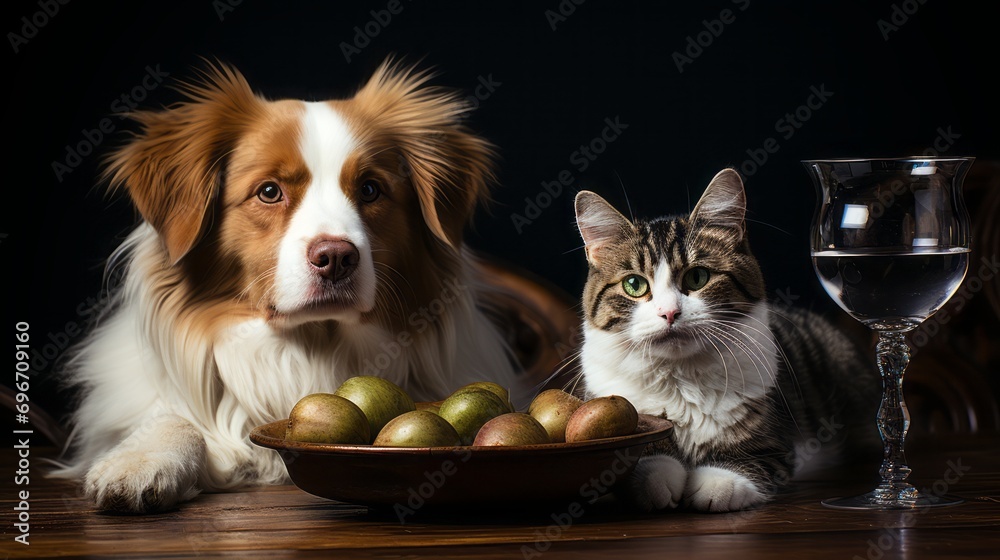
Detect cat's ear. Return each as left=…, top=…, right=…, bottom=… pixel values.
left=690, top=168, right=746, bottom=238
left=575, top=190, right=632, bottom=266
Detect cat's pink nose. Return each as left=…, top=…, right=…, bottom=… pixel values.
left=659, top=309, right=681, bottom=325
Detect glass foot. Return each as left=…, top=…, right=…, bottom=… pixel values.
left=823, top=483, right=964, bottom=510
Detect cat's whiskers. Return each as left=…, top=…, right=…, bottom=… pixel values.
left=701, top=324, right=756, bottom=395
left=570, top=175, right=876, bottom=509
left=702, top=320, right=779, bottom=390
left=713, top=318, right=791, bottom=383
left=695, top=306, right=767, bottom=345
left=708, top=308, right=805, bottom=403
left=707, top=319, right=780, bottom=372
left=702, top=320, right=802, bottom=434
left=531, top=348, right=586, bottom=398
left=699, top=306, right=782, bottom=350
left=698, top=329, right=734, bottom=400
left=558, top=366, right=586, bottom=398
left=698, top=303, right=799, bottom=382
left=639, top=338, right=656, bottom=369
left=620, top=334, right=657, bottom=387
left=614, top=329, right=652, bottom=356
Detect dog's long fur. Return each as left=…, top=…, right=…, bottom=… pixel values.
left=53, top=61, right=520, bottom=513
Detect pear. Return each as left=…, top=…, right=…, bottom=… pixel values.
left=451, top=381, right=515, bottom=412
left=285, top=393, right=370, bottom=444
left=334, top=376, right=415, bottom=439
left=528, top=389, right=584, bottom=443
left=415, top=401, right=441, bottom=415
left=373, top=410, right=461, bottom=447
left=473, top=413, right=550, bottom=446
left=437, top=389, right=510, bottom=445
left=564, top=395, right=639, bottom=443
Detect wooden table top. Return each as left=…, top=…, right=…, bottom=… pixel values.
left=4, top=436, right=999, bottom=559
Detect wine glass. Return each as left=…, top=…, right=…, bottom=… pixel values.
left=803, top=157, right=974, bottom=510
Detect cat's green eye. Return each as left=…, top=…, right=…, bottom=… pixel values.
left=622, top=274, right=650, bottom=298
left=683, top=267, right=711, bottom=291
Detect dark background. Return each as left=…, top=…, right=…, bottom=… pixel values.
left=5, top=1, right=998, bottom=427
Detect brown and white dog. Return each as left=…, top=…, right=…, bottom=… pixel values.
left=54, top=61, right=521, bottom=513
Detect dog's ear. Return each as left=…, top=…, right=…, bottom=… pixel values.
left=406, top=125, right=495, bottom=248
left=353, top=62, right=496, bottom=248
left=103, top=63, right=262, bottom=264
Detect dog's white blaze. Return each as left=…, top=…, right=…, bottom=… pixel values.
left=51, top=69, right=527, bottom=513
left=272, top=102, right=376, bottom=320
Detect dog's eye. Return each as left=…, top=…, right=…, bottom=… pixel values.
left=256, top=182, right=283, bottom=204
left=359, top=180, right=381, bottom=203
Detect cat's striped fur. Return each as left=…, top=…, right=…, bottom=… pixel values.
left=574, top=169, right=876, bottom=512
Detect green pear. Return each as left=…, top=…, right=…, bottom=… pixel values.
left=450, top=381, right=515, bottom=412
left=415, top=401, right=441, bottom=415
left=334, top=376, right=415, bottom=440
left=373, top=410, right=461, bottom=447
left=285, top=393, right=370, bottom=444
left=437, top=389, right=510, bottom=445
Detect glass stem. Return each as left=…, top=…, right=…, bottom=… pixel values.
left=875, top=331, right=913, bottom=492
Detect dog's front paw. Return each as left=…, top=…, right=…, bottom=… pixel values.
left=683, top=466, right=765, bottom=512
left=85, top=447, right=203, bottom=514
left=624, top=455, right=688, bottom=511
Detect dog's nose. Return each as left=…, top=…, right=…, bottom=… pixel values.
left=307, top=238, right=359, bottom=282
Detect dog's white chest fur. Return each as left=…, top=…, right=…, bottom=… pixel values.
left=55, top=60, right=522, bottom=514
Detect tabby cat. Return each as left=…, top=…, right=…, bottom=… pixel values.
left=574, top=168, right=876, bottom=512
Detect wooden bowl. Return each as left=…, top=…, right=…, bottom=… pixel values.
left=250, top=415, right=672, bottom=510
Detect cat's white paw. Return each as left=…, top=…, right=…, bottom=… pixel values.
left=625, top=455, right=688, bottom=511
left=684, top=466, right=765, bottom=512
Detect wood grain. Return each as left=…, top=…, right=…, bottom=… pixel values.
left=4, top=436, right=999, bottom=559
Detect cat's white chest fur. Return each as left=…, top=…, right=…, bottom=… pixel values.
left=580, top=303, right=778, bottom=454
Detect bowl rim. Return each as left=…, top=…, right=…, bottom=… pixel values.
left=250, top=415, right=673, bottom=457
